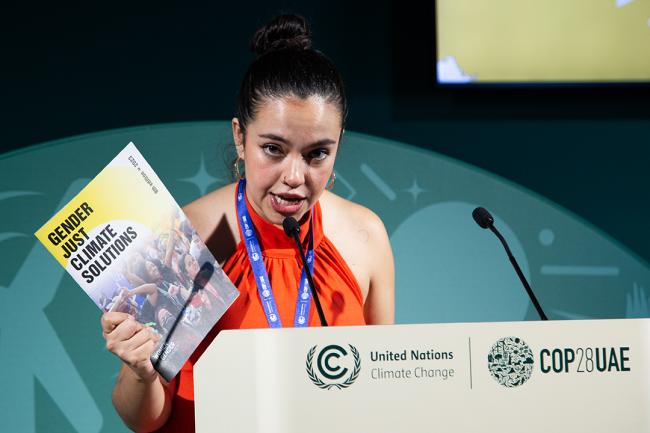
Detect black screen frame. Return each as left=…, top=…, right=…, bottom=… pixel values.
left=390, top=1, right=650, bottom=120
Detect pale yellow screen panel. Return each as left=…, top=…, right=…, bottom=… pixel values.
left=436, top=0, right=650, bottom=83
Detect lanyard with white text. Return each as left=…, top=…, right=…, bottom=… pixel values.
left=237, top=179, right=315, bottom=328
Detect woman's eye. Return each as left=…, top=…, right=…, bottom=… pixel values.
left=308, top=148, right=329, bottom=161
left=262, top=144, right=282, bottom=156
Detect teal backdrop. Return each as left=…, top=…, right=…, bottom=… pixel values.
left=1, top=123, right=648, bottom=432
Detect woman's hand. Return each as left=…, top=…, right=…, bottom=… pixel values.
left=101, top=312, right=161, bottom=383
left=167, top=284, right=179, bottom=297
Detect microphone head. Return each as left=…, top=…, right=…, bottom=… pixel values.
left=192, top=262, right=215, bottom=293
left=282, top=217, right=300, bottom=238
left=472, top=206, right=494, bottom=229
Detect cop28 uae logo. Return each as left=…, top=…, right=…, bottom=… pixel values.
left=306, top=344, right=361, bottom=390
left=487, top=337, right=534, bottom=387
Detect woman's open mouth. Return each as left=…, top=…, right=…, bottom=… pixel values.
left=270, top=193, right=306, bottom=215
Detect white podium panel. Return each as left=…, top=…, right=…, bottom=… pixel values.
left=194, top=319, right=650, bottom=433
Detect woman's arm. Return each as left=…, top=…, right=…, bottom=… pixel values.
left=112, top=364, right=175, bottom=432
left=125, top=257, right=147, bottom=287
left=129, top=282, right=159, bottom=306
left=363, top=212, right=395, bottom=325
left=163, top=228, right=176, bottom=269
left=102, top=312, right=174, bottom=432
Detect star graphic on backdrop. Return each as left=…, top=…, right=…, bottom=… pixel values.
left=178, top=154, right=223, bottom=196
left=403, top=178, right=426, bottom=203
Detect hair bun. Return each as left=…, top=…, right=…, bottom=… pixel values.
left=250, top=14, right=312, bottom=56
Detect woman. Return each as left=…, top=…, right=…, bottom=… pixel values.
left=132, top=258, right=189, bottom=332
left=101, top=14, right=394, bottom=432
left=178, top=252, right=226, bottom=311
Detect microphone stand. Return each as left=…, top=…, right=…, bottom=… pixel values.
left=488, top=225, right=548, bottom=321
left=472, top=206, right=548, bottom=321
left=284, top=218, right=328, bottom=326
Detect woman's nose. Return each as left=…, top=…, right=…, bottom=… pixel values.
left=282, top=155, right=306, bottom=187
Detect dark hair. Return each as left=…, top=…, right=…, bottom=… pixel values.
left=236, top=14, right=348, bottom=136
left=135, top=258, right=165, bottom=283
left=178, top=253, right=196, bottom=278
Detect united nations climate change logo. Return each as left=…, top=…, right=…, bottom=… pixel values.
left=306, top=344, right=361, bottom=390
left=487, top=337, right=534, bottom=387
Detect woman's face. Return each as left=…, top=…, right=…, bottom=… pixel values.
left=145, top=260, right=161, bottom=281
left=233, top=95, right=342, bottom=226
left=184, top=254, right=199, bottom=278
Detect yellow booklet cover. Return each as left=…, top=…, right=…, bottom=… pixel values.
left=35, top=142, right=239, bottom=380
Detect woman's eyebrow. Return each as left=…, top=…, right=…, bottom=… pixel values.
left=258, top=133, right=288, bottom=143
left=258, top=133, right=336, bottom=147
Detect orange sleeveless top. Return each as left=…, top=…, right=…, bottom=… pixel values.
left=156, top=191, right=365, bottom=432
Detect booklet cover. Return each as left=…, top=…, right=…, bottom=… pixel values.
left=35, top=142, right=239, bottom=381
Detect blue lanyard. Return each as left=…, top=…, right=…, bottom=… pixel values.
left=236, top=179, right=315, bottom=328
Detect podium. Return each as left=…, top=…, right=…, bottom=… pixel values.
left=194, top=319, right=650, bottom=432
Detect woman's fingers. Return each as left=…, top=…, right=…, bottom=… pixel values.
left=119, top=327, right=161, bottom=358
left=100, top=311, right=133, bottom=334
left=120, top=328, right=161, bottom=377
left=100, top=311, right=162, bottom=382
left=104, top=316, right=143, bottom=348
left=127, top=339, right=160, bottom=382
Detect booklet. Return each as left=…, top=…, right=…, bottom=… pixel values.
left=35, top=142, right=239, bottom=381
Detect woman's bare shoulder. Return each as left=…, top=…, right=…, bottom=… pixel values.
left=320, top=191, right=390, bottom=286
left=319, top=190, right=386, bottom=240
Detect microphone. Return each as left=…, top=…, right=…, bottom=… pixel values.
left=471, top=206, right=493, bottom=229
left=153, top=262, right=214, bottom=374
left=472, top=207, right=548, bottom=321
left=283, top=217, right=328, bottom=327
